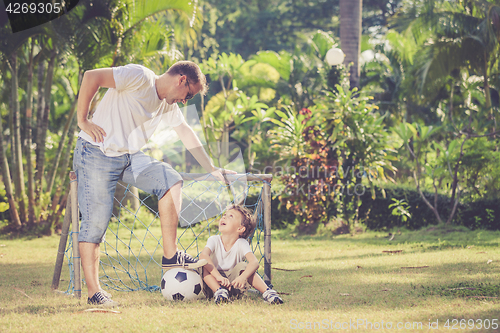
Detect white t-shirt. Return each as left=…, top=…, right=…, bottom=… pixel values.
left=79, top=64, right=185, bottom=156
left=205, top=235, right=252, bottom=271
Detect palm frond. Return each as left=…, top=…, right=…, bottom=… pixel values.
left=122, top=0, right=197, bottom=32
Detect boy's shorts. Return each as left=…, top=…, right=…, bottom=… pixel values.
left=73, top=137, right=183, bottom=243
left=199, top=261, right=251, bottom=299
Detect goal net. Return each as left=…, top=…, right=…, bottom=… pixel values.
left=55, top=172, right=272, bottom=295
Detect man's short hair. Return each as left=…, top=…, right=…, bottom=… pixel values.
left=167, top=61, right=208, bottom=95
left=226, top=204, right=256, bottom=240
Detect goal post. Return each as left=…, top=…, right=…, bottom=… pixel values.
left=53, top=172, right=273, bottom=297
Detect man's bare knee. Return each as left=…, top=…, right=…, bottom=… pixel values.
left=161, top=181, right=182, bottom=201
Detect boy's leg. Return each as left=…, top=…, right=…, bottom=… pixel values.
left=225, top=262, right=251, bottom=298
left=201, top=266, right=221, bottom=296
left=246, top=271, right=283, bottom=304
left=201, top=267, right=229, bottom=304
left=247, top=271, right=270, bottom=294
left=226, top=262, right=283, bottom=303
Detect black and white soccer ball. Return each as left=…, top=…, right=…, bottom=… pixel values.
left=160, top=268, right=203, bottom=301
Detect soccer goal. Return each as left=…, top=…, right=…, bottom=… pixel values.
left=51, top=171, right=273, bottom=297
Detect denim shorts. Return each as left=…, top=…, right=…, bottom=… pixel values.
left=73, top=137, right=183, bottom=243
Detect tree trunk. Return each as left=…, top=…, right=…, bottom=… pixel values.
left=48, top=72, right=81, bottom=228
left=26, top=38, right=36, bottom=225
left=48, top=108, right=78, bottom=221
left=9, top=52, right=27, bottom=223
left=483, top=51, right=491, bottom=110
left=340, top=0, right=362, bottom=90
left=0, top=107, right=22, bottom=229
left=35, top=57, right=46, bottom=200
left=35, top=50, right=57, bottom=206
left=46, top=98, right=77, bottom=195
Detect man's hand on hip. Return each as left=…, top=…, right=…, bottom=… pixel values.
left=79, top=119, right=107, bottom=143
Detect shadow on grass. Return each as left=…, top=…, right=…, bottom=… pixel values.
left=0, top=262, right=83, bottom=315
left=270, top=257, right=500, bottom=312
left=274, top=226, right=500, bottom=250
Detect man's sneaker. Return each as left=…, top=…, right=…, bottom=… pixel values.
left=213, top=288, right=229, bottom=304
left=87, top=291, right=119, bottom=308
left=100, top=288, right=112, bottom=299
left=162, top=251, right=207, bottom=270
left=262, top=288, right=283, bottom=304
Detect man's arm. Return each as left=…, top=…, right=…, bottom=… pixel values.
left=173, top=121, right=215, bottom=172
left=77, top=68, right=116, bottom=143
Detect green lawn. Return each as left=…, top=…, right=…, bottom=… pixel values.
left=1, top=225, right=500, bottom=332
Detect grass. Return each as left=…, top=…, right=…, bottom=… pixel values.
left=1, top=226, right=500, bottom=332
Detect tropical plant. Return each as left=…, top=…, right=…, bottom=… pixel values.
left=318, top=85, right=396, bottom=224
left=229, top=93, right=276, bottom=171
left=393, top=121, right=465, bottom=224
left=271, top=107, right=339, bottom=234
left=201, top=52, right=283, bottom=168
left=391, top=0, right=500, bottom=109
left=253, top=31, right=337, bottom=111
left=388, top=198, right=411, bottom=225
left=194, top=0, right=339, bottom=60
left=0, top=0, right=198, bottom=233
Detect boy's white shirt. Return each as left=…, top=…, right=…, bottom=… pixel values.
left=79, top=64, right=184, bottom=156
left=205, top=235, right=252, bottom=271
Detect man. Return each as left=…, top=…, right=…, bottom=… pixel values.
left=74, top=61, right=232, bottom=307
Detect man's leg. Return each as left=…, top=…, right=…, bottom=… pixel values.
left=73, top=137, right=124, bottom=303
left=79, top=242, right=100, bottom=297
left=158, top=181, right=182, bottom=259
left=123, top=153, right=206, bottom=269
left=157, top=181, right=207, bottom=269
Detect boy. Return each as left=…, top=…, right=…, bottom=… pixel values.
left=199, top=205, right=283, bottom=304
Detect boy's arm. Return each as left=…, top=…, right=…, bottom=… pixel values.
left=173, top=121, right=236, bottom=179
left=199, top=247, right=231, bottom=288
left=231, top=252, right=259, bottom=289
left=77, top=68, right=115, bottom=143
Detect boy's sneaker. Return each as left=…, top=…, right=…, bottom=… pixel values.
left=262, top=288, right=283, bottom=304
left=213, top=288, right=229, bottom=305
left=87, top=291, right=119, bottom=308
left=162, top=251, right=207, bottom=270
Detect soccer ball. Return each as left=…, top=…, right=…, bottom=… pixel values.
left=160, top=268, right=203, bottom=301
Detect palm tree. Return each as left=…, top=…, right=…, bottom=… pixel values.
left=0, top=0, right=198, bottom=231
left=392, top=0, right=500, bottom=109
left=340, top=0, right=362, bottom=89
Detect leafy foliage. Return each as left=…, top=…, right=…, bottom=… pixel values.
left=388, top=198, right=411, bottom=223
left=195, top=0, right=339, bottom=60
left=272, top=108, right=339, bottom=234
left=317, top=85, right=396, bottom=224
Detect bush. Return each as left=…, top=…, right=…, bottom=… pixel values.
left=359, top=184, right=453, bottom=231
left=360, top=184, right=500, bottom=231
left=457, top=199, right=500, bottom=230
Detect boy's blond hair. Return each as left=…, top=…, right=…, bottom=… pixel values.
left=226, top=204, right=255, bottom=239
